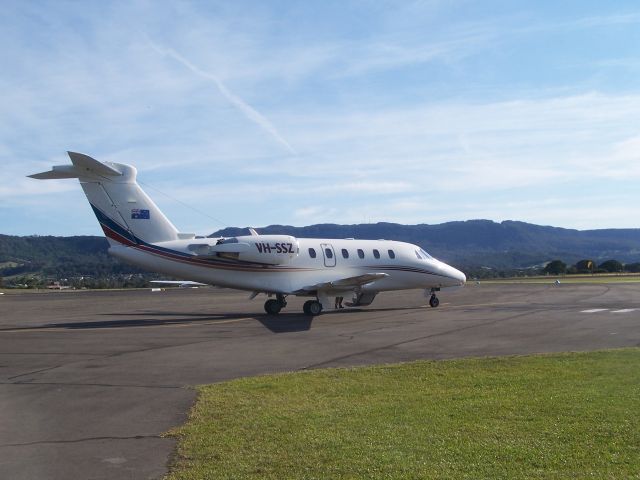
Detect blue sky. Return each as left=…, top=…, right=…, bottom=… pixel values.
left=2, top=1, right=640, bottom=236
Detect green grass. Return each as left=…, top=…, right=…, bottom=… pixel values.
left=166, top=349, right=640, bottom=479
left=480, top=274, right=640, bottom=284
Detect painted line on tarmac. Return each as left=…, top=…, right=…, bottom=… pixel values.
left=580, top=308, right=639, bottom=314
left=444, top=301, right=526, bottom=309
left=204, top=318, right=254, bottom=325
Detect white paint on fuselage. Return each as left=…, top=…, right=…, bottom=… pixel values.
left=110, top=237, right=466, bottom=295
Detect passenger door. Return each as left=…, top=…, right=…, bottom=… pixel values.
left=320, top=243, right=336, bottom=267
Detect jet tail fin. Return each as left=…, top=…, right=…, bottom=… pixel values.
left=29, top=152, right=179, bottom=245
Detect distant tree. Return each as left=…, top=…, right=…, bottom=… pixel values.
left=599, top=259, right=624, bottom=273
left=625, top=262, right=640, bottom=273
left=544, top=260, right=566, bottom=275
left=575, top=259, right=596, bottom=274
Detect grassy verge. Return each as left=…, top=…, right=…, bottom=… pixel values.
left=166, top=349, right=640, bottom=479
left=479, top=274, right=640, bottom=284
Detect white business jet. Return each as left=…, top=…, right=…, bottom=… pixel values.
left=30, top=152, right=466, bottom=315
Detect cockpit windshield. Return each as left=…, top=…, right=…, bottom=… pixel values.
left=415, top=248, right=433, bottom=260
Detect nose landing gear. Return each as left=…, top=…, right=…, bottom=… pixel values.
left=429, top=294, right=440, bottom=308
left=427, top=287, right=440, bottom=308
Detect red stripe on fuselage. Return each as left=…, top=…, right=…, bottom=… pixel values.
left=102, top=224, right=137, bottom=247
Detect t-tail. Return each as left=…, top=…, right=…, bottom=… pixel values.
left=29, top=152, right=179, bottom=246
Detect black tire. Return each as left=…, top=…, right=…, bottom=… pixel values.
left=303, top=300, right=313, bottom=315
left=429, top=295, right=440, bottom=308
left=264, top=299, right=282, bottom=315
left=308, top=301, right=322, bottom=316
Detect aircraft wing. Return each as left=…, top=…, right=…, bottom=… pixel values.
left=150, top=280, right=208, bottom=287
left=295, top=273, right=388, bottom=293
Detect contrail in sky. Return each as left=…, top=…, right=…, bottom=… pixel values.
left=149, top=41, right=296, bottom=154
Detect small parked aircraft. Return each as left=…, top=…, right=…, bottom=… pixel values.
left=30, top=152, right=466, bottom=315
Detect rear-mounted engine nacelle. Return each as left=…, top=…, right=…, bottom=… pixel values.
left=237, top=235, right=299, bottom=265
left=204, top=235, right=299, bottom=265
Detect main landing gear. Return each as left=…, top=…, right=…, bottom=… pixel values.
left=263, top=294, right=325, bottom=316
left=302, top=300, right=322, bottom=316
left=264, top=293, right=287, bottom=315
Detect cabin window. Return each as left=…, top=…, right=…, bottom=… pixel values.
left=342, top=248, right=349, bottom=259
left=373, top=249, right=380, bottom=259
left=309, top=248, right=317, bottom=258
left=325, top=248, right=333, bottom=259
left=415, top=250, right=422, bottom=259
left=357, top=249, right=365, bottom=259
left=388, top=249, right=395, bottom=259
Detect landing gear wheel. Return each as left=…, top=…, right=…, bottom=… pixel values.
left=264, top=299, right=282, bottom=315
left=429, top=295, right=440, bottom=308
left=303, top=300, right=312, bottom=315
left=303, top=300, right=322, bottom=316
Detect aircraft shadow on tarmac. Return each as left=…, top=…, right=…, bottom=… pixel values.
left=35, top=311, right=315, bottom=334
left=8, top=305, right=428, bottom=335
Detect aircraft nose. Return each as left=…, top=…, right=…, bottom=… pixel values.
left=444, top=265, right=466, bottom=286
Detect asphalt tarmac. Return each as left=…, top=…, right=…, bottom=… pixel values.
left=1, top=283, right=639, bottom=479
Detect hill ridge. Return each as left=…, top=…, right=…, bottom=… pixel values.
left=1, top=220, right=639, bottom=280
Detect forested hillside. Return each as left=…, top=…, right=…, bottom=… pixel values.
left=2, top=220, right=640, bottom=286
left=214, top=220, right=640, bottom=271
left=0, top=235, right=146, bottom=286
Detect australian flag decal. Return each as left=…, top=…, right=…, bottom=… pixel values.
left=131, top=209, right=150, bottom=220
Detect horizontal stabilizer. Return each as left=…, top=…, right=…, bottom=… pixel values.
left=296, top=272, right=388, bottom=293
left=28, top=165, right=79, bottom=179
left=67, top=151, right=122, bottom=177
left=28, top=152, right=122, bottom=180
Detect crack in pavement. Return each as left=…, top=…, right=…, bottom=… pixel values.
left=0, top=352, right=98, bottom=356
left=7, top=364, right=64, bottom=380
left=302, top=310, right=544, bottom=369
left=1, top=381, right=185, bottom=389
left=1, top=435, right=162, bottom=448
left=4, top=335, right=244, bottom=381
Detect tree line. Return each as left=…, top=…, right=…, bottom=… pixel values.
left=543, top=259, right=640, bottom=275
